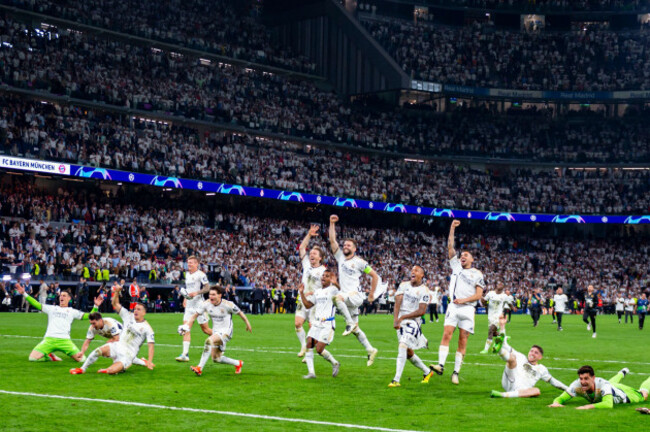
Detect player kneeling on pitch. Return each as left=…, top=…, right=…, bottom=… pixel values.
left=389, top=265, right=434, bottom=387
left=489, top=316, right=568, bottom=398
left=188, top=285, right=252, bottom=376
left=70, top=285, right=155, bottom=374
left=298, top=269, right=341, bottom=379
left=549, top=365, right=650, bottom=409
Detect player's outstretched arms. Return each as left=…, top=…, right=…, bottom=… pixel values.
left=587, top=395, right=613, bottom=409
left=238, top=311, right=252, bottom=333
left=111, top=286, right=122, bottom=313
left=448, top=220, right=460, bottom=259
left=329, top=215, right=340, bottom=253
left=549, top=391, right=572, bottom=407
left=367, top=269, right=379, bottom=302
left=17, top=285, right=43, bottom=311
left=80, top=296, right=102, bottom=320
left=299, top=225, right=319, bottom=258
left=546, top=376, right=570, bottom=392
left=146, top=343, right=155, bottom=369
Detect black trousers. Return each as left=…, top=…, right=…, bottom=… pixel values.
left=531, top=307, right=541, bottom=325
left=428, top=304, right=439, bottom=321
left=582, top=309, right=597, bottom=333
left=639, top=312, right=646, bottom=330
left=506, top=309, right=512, bottom=322
left=617, top=311, right=624, bottom=320
left=556, top=312, right=563, bottom=328
left=625, top=310, right=634, bottom=323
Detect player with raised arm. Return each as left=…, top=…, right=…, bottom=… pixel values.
left=328, top=214, right=379, bottom=366
left=388, top=266, right=434, bottom=387
left=553, top=288, right=568, bottom=331
left=299, top=269, right=341, bottom=379
left=176, top=255, right=213, bottom=362
left=189, top=285, right=252, bottom=376
left=70, top=285, right=155, bottom=374
left=295, top=224, right=327, bottom=358
left=489, top=315, right=568, bottom=398
left=17, top=284, right=101, bottom=362
left=549, top=365, right=650, bottom=409
left=430, top=220, right=485, bottom=385
left=480, top=281, right=509, bottom=354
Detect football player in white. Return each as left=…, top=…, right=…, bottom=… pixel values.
left=388, top=265, right=434, bottom=387
left=176, top=255, right=213, bottom=362
left=70, top=286, right=155, bottom=374
left=490, top=315, right=568, bottom=398
left=430, top=220, right=485, bottom=385
left=189, top=285, right=252, bottom=376
left=299, top=269, right=341, bottom=379
left=552, top=287, right=569, bottom=331
left=295, top=224, right=327, bottom=358
left=328, top=215, right=379, bottom=366
left=481, top=281, right=509, bottom=354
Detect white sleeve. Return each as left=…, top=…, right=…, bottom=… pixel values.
left=229, top=302, right=241, bottom=315
left=85, top=325, right=95, bottom=340
left=357, top=258, right=371, bottom=273
left=306, top=294, right=315, bottom=303
left=395, top=283, right=406, bottom=296
left=73, top=308, right=85, bottom=320
left=200, top=272, right=209, bottom=286
left=110, top=320, right=122, bottom=336
left=474, top=271, right=486, bottom=289
left=119, top=307, right=131, bottom=322
left=419, top=288, right=430, bottom=304
left=334, top=248, right=344, bottom=263
left=41, top=304, right=53, bottom=315
left=485, top=292, right=493, bottom=302
left=539, top=366, right=552, bottom=382
left=600, top=381, right=614, bottom=397
left=301, top=255, right=310, bottom=271
left=567, top=380, right=580, bottom=397
left=449, top=256, right=462, bottom=273
left=145, top=326, right=155, bottom=344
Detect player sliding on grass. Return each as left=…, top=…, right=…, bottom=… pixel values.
left=189, top=285, right=252, bottom=376
left=295, top=224, right=327, bottom=358
left=70, top=285, right=155, bottom=374
left=17, top=284, right=101, bottom=362
left=388, top=265, right=434, bottom=387
left=549, top=365, right=650, bottom=409
left=329, top=214, right=379, bottom=366
left=489, top=315, right=568, bottom=398
left=430, top=220, right=485, bottom=385
left=299, top=269, right=341, bottom=379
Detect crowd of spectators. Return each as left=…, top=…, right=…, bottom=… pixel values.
left=362, top=16, right=650, bottom=91
left=6, top=0, right=317, bottom=73
left=407, top=0, right=650, bottom=12
left=2, top=96, right=649, bottom=214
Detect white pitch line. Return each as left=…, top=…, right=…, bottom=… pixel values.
left=1, top=334, right=647, bottom=376
left=0, top=390, right=424, bottom=432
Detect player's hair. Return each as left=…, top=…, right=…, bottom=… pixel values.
left=210, top=285, right=225, bottom=295
left=187, top=255, right=200, bottom=262
left=577, top=365, right=595, bottom=376
left=88, top=312, right=102, bottom=321
left=413, top=265, right=425, bottom=277
left=311, top=245, right=325, bottom=260
left=134, top=302, right=147, bottom=311
left=343, top=238, right=357, bottom=248
left=531, top=345, right=544, bottom=355
left=61, top=289, right=72, bottom=297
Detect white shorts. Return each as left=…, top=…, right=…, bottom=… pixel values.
left=210, top=332, right=232, bottom=353
left=501, top=352, right=531, bottom=391
left=340, top=291, right=364, bottom=309
left=184, top=307, right=209, bottom=325
left=108, top=343, right=135, bottom=370
left=444, top=304, right=475, bottom=334
left=396, top=319, right=428, bottom=350
left=307, top=323, right=335, bottom=345
left=295, top=301, right=313, bottom=322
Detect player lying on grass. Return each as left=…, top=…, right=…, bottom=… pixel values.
left=389, top=265, right=434, bottom=387
left=489, top=315, right=568, bottom=398
left=549, top=365, right=650, bottom=409
left=299, top=269, right=341, bottom=379
left=17, top=284, right=101, bottom=362
left=70, top=285, right=155, bottom=374
left=189, top=285, right=252, bottom=376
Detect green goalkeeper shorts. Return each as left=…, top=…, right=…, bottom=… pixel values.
left=33, top=337, right=81, bottom=357
left=615, top=384, right=646, bottom=404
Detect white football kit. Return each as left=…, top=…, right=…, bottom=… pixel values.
left=184, top=270, right=210, bottom=324
left=334, top=249, right=371, bottom=314
left=484, top=291, right=509, bottom=326
left=86, top=317, right=123, bottom=340
left=108, top=308, right=155, bottom=369
left=444, top=256, right=485, bottom=334
left=196, top=299, right=241, bottom=352
left=553, top=294, right=568, bottom=313
left=502, top=350, right=553, bottom=392
left=395, top=282, right=429, bottom=350
left=306, top=285, right=339, bottom=345
left=296, top=255, right=326, bottom=322
left=41, top=304, right=85, bottom=339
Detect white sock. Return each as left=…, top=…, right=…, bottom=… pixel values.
left=305, top=349, right=315, bottom=374
left=182, top=340, right=190, bottom=356
left=218, top=356, right=239, bottom=366
left=503, top=391, right=519, bottom=398
left=393, top=346, right=407, bottom=382
left=199, top=342, right=212, bottom=369
left=354, top=328, right=374, bottom=352
left=409, top=353, right=429, bottom=375
left=484, top=339, right=492, bottom=351
left=132, top=357, right=146, bottom=367
left=81, top=348, right=102, bottom=371
left=335, top=299, right=354, bottom=326
left=320, top=349, right=337, bottom=365
left=296, top=328, right=306, bottom=349
left=454, top=352, right=464, bottom=374
left=499, top=338, right=513, bottom=361
left=438, top=345, right=449, bottom=367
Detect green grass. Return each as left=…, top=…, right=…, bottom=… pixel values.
left=0, top=311, right=647, bottom=431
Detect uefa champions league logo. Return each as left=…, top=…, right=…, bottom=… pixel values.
left=383, top=203, right=407, bottom=213
left=551, top=215, right=586, bottom=224
left=333, top=198, right=358, bottom=208
left=430, top=208, right=454, bottom=218
left=484, top=212, right=516, bottom=222
left=74, top=167, right=112, bottom=180
left=624, top=216, right=650, bottom=224
left=150, top=176, right=183, bottom=188
left=278, top=192, right=305, bottom=202
left=217, top=185, right=246, bottom=196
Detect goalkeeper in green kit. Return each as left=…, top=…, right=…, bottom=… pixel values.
left=549, top=365, right=650, bottom=410
left=17, top=284, right=102, bottom=362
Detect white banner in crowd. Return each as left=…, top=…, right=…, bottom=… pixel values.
left=0, top=156, right=70, bottom=175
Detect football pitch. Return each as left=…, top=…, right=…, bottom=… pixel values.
left=0, top=312, right=647, bottom=431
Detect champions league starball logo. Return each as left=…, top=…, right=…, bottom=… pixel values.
left=551, top=215, right=586, bottom=224
left=624, top=216, right=650, bottom=224
left=217, top=185, right=246, bottom=196
left=333, top=198, right=358, bottom=208
left=430, top=208, right=454, bottom=218
left=383, top=203, right=407, bottom=213
left=278, top=191, right=305, bottom=202
left=484, top=212, right=516, bottom=222
left=150, top=176, right=183, bottom=188
left=74, top=167, right=112, bottom=180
